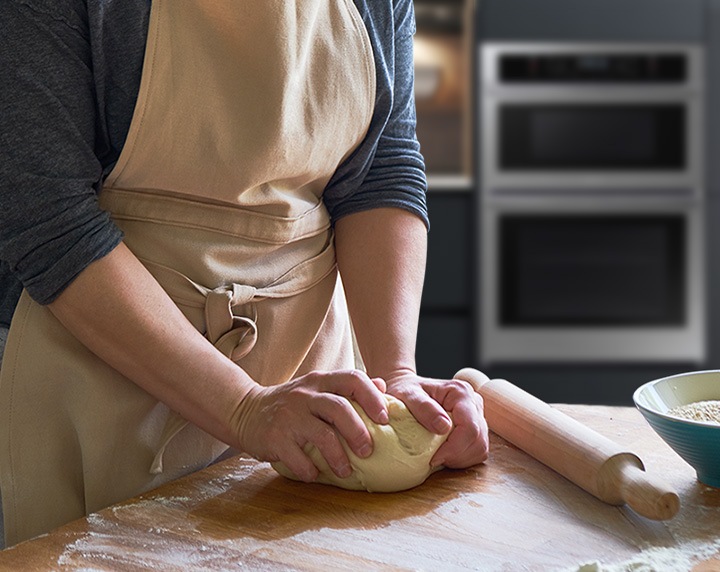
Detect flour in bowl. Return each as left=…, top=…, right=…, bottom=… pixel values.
left=668, top=400, right=720, bottom=424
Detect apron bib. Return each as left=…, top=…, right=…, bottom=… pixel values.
left=0, top=0, right=375, bottom=546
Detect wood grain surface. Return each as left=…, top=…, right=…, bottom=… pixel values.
left=0, top=405, right=719, bottom=571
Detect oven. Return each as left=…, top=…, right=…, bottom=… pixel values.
left=479, top=43, right=706, bottom=364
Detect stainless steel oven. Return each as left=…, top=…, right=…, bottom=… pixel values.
left=479, top=43, right=706, bottom=364
left=481, top=43, right=704, bottom=193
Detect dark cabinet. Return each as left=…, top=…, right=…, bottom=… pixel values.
left=422, top=192, right=473, bottom=309
left=416, top=315, right=473, bottom=378
left=417, top=189, right=475, bottom=378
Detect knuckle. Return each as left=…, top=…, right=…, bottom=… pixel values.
left=475, top=442, right=490, bottom=465
left=389, top=383, right=418, bottom=401
left=451, top=379, right=475, bottom=395
left=305, top=370, right=326, bottom=387
left=346, top=369, right=368, bottom=387
left=480, top=444, right=490, bottom=462
left=317, top=392, right=352, bottom=417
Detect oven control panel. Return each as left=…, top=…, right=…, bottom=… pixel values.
left=500, top=53, right=686, bottom=82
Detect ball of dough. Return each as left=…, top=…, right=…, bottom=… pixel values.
left=272, top=395, right=449, bottom=492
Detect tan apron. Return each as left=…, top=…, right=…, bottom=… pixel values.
left=0, top=0, right=375, bottom=546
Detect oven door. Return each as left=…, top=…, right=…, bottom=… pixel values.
left=482, top=94, right=703, bottom=193
left=480, top=199, right=705, bottom=363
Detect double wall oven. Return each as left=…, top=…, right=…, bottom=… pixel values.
left=479, top=43, right=706, bottom=364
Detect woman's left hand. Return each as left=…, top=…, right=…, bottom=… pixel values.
left=384, top=370, right=490, bottom=470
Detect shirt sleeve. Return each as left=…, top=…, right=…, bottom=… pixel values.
left=323, top=0, right=429, bottom=229
left=0, top=1, right=124, bottom=305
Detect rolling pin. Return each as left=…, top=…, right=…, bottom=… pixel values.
left=455, top=368, right=680, bottom=521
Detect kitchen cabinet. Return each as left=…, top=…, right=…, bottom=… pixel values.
left=416, top=314, right=472, bottom=378
left=421, top=189, right=472, bottom=309
left=417, top=186, right=475, bottom=378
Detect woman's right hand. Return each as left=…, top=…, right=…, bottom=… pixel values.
left=231, top=370, right=388, bottom=482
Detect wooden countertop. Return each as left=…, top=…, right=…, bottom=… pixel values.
left=1, top=405, right=719, bottom=571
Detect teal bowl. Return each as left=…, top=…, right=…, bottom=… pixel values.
left=633, top=370, right=720, bottom=488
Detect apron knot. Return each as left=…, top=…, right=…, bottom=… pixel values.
left=205, top=286, right=259, bottom=364
left=151, top=285, right=259, bottom=476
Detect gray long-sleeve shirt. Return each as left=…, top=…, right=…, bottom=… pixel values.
left=0, top=0, right=427, bottom=328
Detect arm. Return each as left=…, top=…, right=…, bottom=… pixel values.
left=332, top=0, right=488, bottom=469
left=335, top=209, right=488, bottom=469
left=334, top=208, right=425, bottom=386
left=49, top=242, right=388, bottom=481
left=48, top=242, right=255, bottom=447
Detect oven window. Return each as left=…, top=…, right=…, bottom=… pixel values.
left=500, top=216, right=685, bottom=325
left=500, top=105, right=685, bottom=170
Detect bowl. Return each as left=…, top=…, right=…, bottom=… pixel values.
left=633, top=370, right=720, bottom=488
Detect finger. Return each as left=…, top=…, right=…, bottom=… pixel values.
left=431, top=425, right=489, bottom=469
left=371, top=376, right=387, bottom=394
left=301, top=417, right=356, bottom=479
left=325, top=369, right=389, bottom=426
left=431, top=395, right=489, bottom=469
left=279, top=441, right=320, bottom=483
left=421, top=378, right=476, bottom=410
left=390, top=383, right=452, bottom=435
left=310, top=393, right=374, bottom=460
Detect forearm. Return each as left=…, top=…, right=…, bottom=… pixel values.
left=334, top=207, right=427, bottom=380
left=47, top=242, right=257, bottom=448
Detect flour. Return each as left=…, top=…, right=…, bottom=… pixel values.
left=57, top=506, right=244, bottom=571
left=668, top=401, right=720, bottom=424
left=567, top=506, right=720, bottom=572
left=572, top=539, right=720, bottom=571
left=564, top=474, right=720, bottom=572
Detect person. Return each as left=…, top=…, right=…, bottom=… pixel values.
left=0, top=0, right=489, bottom=547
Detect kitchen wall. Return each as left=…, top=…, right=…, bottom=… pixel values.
left=415, top=0, right=720, bottom=404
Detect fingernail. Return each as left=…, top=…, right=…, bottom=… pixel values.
left=378, top=410, right=389, bottom=424
left=358, top=443, right=372, bottom=458
left=339, top=464, right=352, bottom=478
left=431, top=458, right=444, bottom=469
left=433, top=416, right=452, bottom=433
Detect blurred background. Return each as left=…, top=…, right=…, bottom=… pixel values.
left=413, top=0, right=720, bottom=404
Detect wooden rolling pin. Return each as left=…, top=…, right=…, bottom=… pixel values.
left=455, top=368, right=680, bottom=521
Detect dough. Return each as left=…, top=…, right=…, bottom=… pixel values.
left=272, top=395, right=449, bottom=492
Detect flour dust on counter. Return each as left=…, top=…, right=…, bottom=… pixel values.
left=566, top=487, right=720, bottom=572
left=55, top=459, right=269, bottom=571
left=571, top=540, right=720, bottom=572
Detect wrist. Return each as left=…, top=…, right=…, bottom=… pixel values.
left=370, top=366, right=417, bottom=387
left=228, top=382, right=264, bottom=450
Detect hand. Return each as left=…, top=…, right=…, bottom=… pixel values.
left=231, top=370, right=388, bottom=482
left=384, top=369, right=489, bottom=470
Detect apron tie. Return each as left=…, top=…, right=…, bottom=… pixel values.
left=139, top=254, right=336, bottom=475
left=205, top=285, right=259, bottom=364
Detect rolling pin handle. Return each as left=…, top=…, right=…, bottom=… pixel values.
left=454, top=368, right=491, bottom=393
left=612, top=456, right=680, bottom=521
